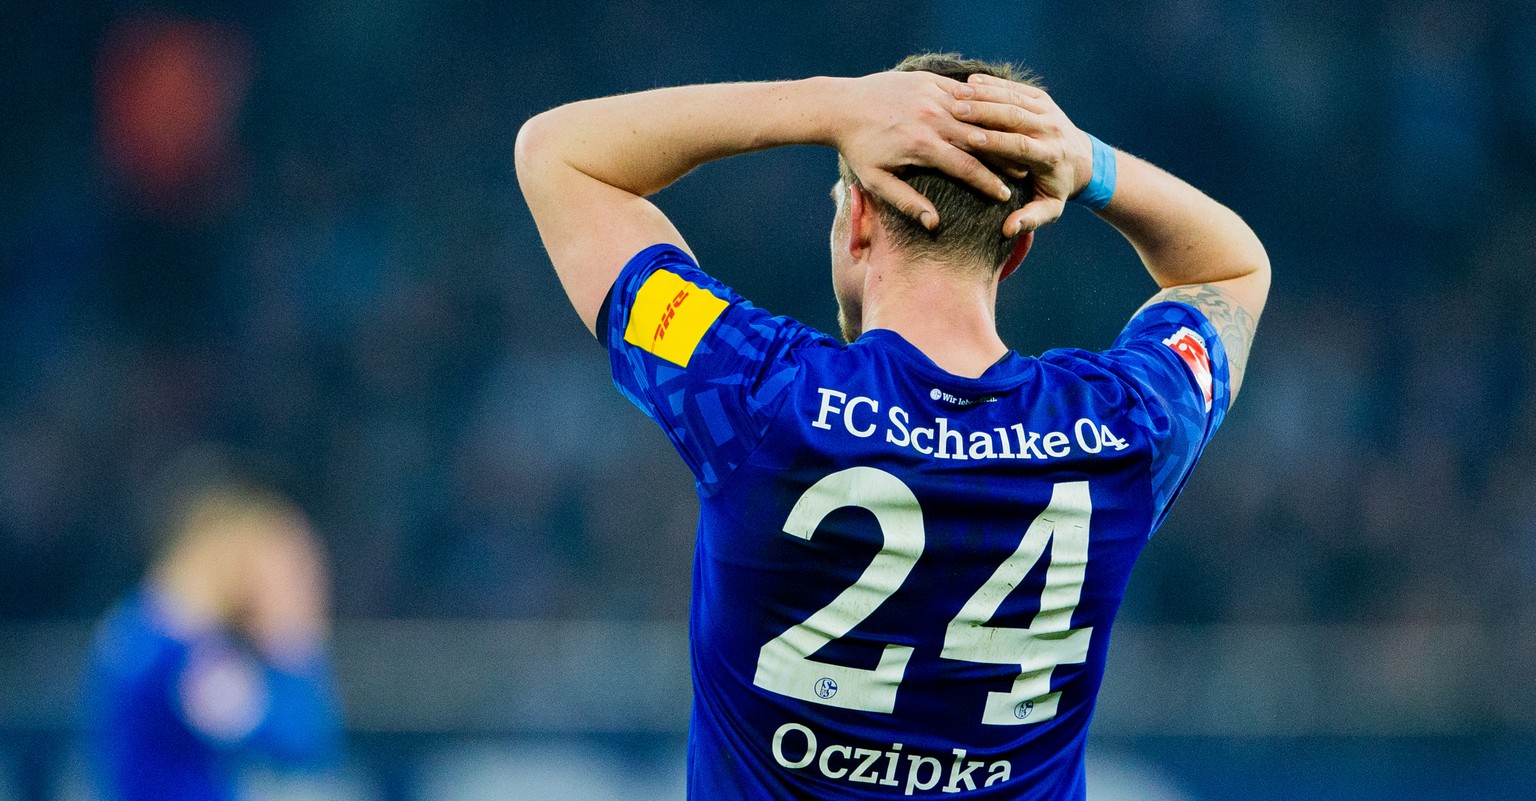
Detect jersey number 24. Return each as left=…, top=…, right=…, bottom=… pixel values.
left=753, top=467, right=1092, bottom=726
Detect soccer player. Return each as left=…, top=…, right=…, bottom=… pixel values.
left=82, top=459, right=341, bottom=801
left=516, top=53, right=1268, bottom=799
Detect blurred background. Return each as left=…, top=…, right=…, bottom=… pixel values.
left=3, top=0, right=1536, bottom=799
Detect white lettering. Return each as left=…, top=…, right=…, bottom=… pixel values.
left=1014, top=425, right=1046, bottom=459
left=994, top=427, right=1014, bottom=458
left=818, top=744, right=850, bottom=779
left=880, top=743, right=902, bottom=787
left=904, top=755, right=943, bottom=796
left=1074, top=417, right=1102, bottom=454
left=943, top=749, right=982, bottom=793
left=849, top=748, right=882, bottom=784
left=846, top=396, right=879, bottom=438
left=810, top=387, right=1122, bottom=466
left=935, top=418, right=966, bottom=460
left=886, top=406, right=912, bottom=447
left=772, top=722, right=816, bottom=769
left=770, top=723, right=1012, bottom=795
left=813, top=388, right=847, bottom=431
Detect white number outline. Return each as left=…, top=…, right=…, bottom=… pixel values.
left=752, top=468, right=1093, bottom=724
left=940, top=481, right=1093, bottom=725
left=752, top=467, right=924, bottom=713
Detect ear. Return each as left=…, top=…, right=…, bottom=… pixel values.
left=997, top=230, right=1034, bottom=283
left=846, top=183, right=878, bottom=262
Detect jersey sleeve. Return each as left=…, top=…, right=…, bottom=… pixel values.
left=1115, top=301, right=1231, bottom=528
left=600, top=244, right=828, bottom=493
left=1053, top=301, right=1232, bottom=533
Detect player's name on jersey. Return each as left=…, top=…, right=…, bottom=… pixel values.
left=811, top=387, right=1130, bottom=461
left=771, top=721, right=1012, bottom=795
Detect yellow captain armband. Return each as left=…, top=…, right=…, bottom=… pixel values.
left=622, top=270, right=728, bottom=367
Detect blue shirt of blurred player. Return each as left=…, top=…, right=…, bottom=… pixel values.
left=81, top=469, right=340, bottom=801
left=83, top=591, right=339, bottom=801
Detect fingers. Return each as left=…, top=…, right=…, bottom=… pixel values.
left=1004, top=197, right=1065, bottom=237
left=977, top=152, right=1029, bottom=180
left=964, top=125, right=1062, bottom=173
left=861, top=170, right=940, bottom=230
left=952, top=99, right=1049, bottom=137
left=925, top=137, right=1012, bottom=201
left=924, top=72, right=966, bottom=95
left=967, top=72, right=1049, bottom=102
left=949, top=93, right=1068, bottom=178
left=953, top=76, right=1051, bottom=113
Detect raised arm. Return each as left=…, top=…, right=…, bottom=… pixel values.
left=949, top=75, right=1270, bottom=401
left=1104, top=154, right=1269, bottom=400
left=514, top=73, right=1027, bottom=335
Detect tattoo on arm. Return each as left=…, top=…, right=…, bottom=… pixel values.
left=1140, top=283, right=1259, bottom=400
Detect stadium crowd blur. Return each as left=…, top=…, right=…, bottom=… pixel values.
left=5, top=0, right=1536, bottom=642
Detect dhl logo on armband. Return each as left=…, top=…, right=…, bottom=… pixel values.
left=623, top=269, right=727, bottom=367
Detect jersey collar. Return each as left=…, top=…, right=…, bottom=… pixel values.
left=855, top=328, right=1031, bottom=391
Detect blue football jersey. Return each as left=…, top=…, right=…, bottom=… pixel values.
left=82, top=589, right=342, bottom=801
left=603, top=244, right=1229, bottom=800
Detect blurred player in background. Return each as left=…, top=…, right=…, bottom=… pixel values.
left=517, top=53, right=1268, bottom=799
left=81, top=453, right=341, bottom=801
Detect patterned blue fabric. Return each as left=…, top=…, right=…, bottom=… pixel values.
left=81, top=590, right=342, bottom=801
left=605, top=244, right=833, bottom=494
left=606, top=245, right=1230, bottom=800
left=1059, top=300, right=1230, bottom=533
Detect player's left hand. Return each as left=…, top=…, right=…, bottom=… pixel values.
left=832, top=71, right=1016, bottom=230
left=948, top=74, right=1096, bottom=236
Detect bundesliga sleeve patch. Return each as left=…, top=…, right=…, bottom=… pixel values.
left=622, top=269, right=728, bottom=367
left=1163, top=326, right=1214, bottom=412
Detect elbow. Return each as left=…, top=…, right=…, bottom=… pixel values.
left=1244, top=243, right=1272, bottom=285
left=1247, top=241, right=1273, bottom=290
left=1233, top=240, right=1272, bottom=317
left=1228, top=218, right=1271, bottom=288
left=513, top=111, right=556, bottom=180
left=515, top=106, right=580, bottom=186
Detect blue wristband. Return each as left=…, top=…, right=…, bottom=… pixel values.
left=1072, top=133, right=1117, bottom=210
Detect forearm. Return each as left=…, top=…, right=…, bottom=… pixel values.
left=514, top=78, right=856, bottom=331
left=1096, top=150, right=1268, bottom=398
left=1095, top=151, right=1270, bottom=290
left=517, top=69, right=1009, bottom=334
left=516, top=77, right=849, bottom=197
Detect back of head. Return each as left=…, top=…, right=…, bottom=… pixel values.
left=149, top=447, right=303, bottom=562
left=146, top=447, right=320, bottom=627
left=839, top=53, right=1040, bottom=274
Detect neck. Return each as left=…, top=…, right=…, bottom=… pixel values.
left=859, top=255, right=1007, bottom=379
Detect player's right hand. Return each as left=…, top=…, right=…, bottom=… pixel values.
left=947, top=75, right=1096, bottom=236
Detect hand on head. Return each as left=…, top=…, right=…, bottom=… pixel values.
left=949, top=74, right=1095, bottom=236
left=153, top=495, right=329, bottom=666
left=836, top=70, right=1093, bottom=237
left=833, top=70, right=1015, bottom=230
